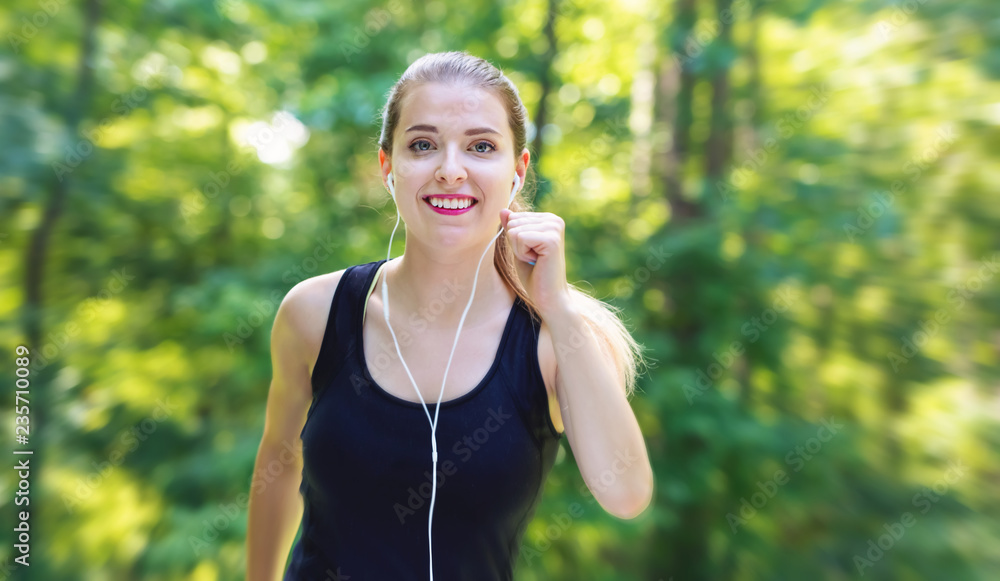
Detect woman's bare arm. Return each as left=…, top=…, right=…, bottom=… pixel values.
left=246, top=271, right=344, bottom=580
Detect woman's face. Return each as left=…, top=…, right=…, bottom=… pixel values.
left=381, top=82, right=527, bottom=250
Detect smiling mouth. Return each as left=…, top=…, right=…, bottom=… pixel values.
left=422, top=196, right=479, bottom=210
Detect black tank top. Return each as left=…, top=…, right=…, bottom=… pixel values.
left=284, top=259, right=564, bottom=580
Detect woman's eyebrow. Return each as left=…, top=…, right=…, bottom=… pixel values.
left=405, top=124, right=501, bottom=136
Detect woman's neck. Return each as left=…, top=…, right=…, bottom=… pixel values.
left=384, top=246, right=512, bottom=330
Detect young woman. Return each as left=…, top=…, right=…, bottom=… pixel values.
left=247, top=51, right=653, bottom=581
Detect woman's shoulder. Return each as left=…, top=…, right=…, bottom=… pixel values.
left=278, top=269, right=350, bottom=376
left=282, top=260, right=382, bottom=325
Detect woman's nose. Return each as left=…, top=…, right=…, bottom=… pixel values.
left=435, top=146, right=467, bottom=184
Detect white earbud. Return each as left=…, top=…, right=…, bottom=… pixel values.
left=387, top=172, right=395, bottom=199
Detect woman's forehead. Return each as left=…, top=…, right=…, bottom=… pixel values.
left=398, top=82, right=508, bottom=134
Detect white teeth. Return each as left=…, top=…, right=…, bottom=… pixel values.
left=428, top=197, right=473, bottom=209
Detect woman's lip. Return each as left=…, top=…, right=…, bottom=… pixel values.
left=423, top=197, right=477, bottom=215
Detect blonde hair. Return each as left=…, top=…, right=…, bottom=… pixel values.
left=377, top=51, right=650, bottom=399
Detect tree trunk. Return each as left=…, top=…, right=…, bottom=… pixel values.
left=658, top=0, right=701, bottom=223
left=660, top=2, right=710, bottom=579
left=705, top=0, right=734, bottom=180
left=629, top=37, right=657, bottom=200
left=530, top=0, right=559, bottom=203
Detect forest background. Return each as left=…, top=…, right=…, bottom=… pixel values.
left=1, top=0, right=998, bottom=579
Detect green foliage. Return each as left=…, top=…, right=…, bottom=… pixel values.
left=1, top=0, right=998, bottom=579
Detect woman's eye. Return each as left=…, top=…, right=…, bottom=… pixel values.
left=408, top=140, right=495, bottom=153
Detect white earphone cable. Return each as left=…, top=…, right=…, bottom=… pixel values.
left=381, top=173, right=520, bottom=581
